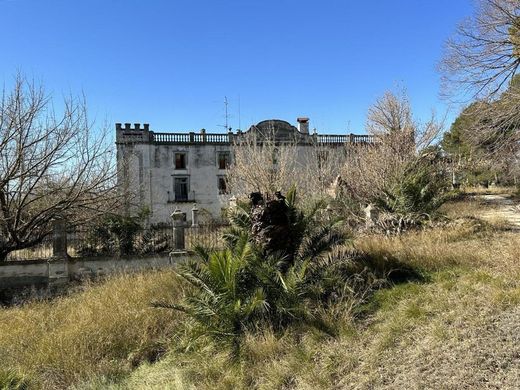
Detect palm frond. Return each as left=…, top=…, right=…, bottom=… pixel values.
left=227, top=203, right=252, bottom=230
left=192, top=244, right=211, bottom=262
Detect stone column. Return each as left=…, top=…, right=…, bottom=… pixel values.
left=191, top=204, right=199, bottom=228
left=364, top=204, right=379, bottom=229
left=171, top=208, right=185, bottom=251
left=48, top=217, right=69, bottom=285
left=52, top=217, right=68, bottom=259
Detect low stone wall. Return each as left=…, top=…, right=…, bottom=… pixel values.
left=0, top=260, right=49, bottom=288
left=0, top=252, right=189, bottom=290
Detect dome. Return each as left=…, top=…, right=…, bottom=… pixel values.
left=246, top=119, right=304, bottom=141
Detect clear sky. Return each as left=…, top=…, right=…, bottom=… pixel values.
left=0, top=0, right=473, bottom=135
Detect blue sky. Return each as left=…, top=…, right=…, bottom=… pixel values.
left=0, top=0, right=473, bottom=135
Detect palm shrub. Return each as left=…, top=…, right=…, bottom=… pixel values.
left=369, top=149, right=451, bottom=233
left=156, top=188, right=349, bottom=356
left=376, top=149, right=450, bottom=216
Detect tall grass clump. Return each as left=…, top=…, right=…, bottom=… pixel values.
left=0, top=270, right=183, bottom=389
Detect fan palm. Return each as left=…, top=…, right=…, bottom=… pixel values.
left=157, top=188, right=347, bottom=356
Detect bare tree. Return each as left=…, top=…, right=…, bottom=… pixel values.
left=441, top=0, right=520, bottom=99
left=441, top=0, right=520, bottom=173
left=338, top=90, right=446, bottom=217
left=366, top=90, right=414, bottom=136
left=0, top=75, right=118, bottom=260
left=227, top=128, right=346, bottom=201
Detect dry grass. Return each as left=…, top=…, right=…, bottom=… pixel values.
left=3, top=195, right=520, bottom=389
left=89, top=197, right=520, bottom=389
left=356, top=222, right=520, bottom=277
left=460, top=185, right=516, bottom=195
left=0, top=270, right=184, bottom=389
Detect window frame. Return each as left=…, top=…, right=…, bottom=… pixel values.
left=174, top=152, right=187, bottom=170
left=217, top=175, right=229, bottom=195
left=216, top=151, right=231, bottom=170
left=173, top=175, right=190, bottom=201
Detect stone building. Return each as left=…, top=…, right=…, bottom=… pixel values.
left=115, top=118, right=373, bottom=225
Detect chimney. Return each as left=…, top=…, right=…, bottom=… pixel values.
left=297, top=117, right=309, bottom=134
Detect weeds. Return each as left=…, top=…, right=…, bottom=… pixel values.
left=0, top=271, right=182, bottom=389
left=1, top=194, right=520, bottom=389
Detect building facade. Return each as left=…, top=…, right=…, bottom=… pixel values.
left=115, top=118, right=373, bottom=225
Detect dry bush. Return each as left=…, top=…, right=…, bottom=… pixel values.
left=0, top=270, right=183, bottom=389
left=227, top=129, right=345, bottom=201
left=338, top=90, right=448, bottom=224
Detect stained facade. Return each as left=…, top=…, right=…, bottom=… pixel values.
left=116, top=118, right=373, bottom=225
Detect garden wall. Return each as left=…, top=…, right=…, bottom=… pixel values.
left=0, top=252, right=189, bottom=290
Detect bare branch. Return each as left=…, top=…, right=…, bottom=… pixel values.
left=0, top=74, right=120, bottom=260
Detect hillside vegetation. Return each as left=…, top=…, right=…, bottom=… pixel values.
left=1, top=192, right=519, bottom=389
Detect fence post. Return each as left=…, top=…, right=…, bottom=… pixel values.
left=52, top=217, right=68, bottom=259
left=364, top=204, right=379, bottom=229
left=48, top=217, right=70, bottom=285
left=171, top=208, right=185, bottom=251
left=191, top=204, right=199, bottom=228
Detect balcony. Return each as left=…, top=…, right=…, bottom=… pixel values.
left=167, top=190, right=196, bottom=203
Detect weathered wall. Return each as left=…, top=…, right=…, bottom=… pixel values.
left=147, top=143, right=232, bottom=223
left=118, top=138, right=232, bottom=225
left=0, top=260, right=49, bottom=288
left=0, top=252, right=188, bottom=290
left=115, top=122, right=374, bottom=226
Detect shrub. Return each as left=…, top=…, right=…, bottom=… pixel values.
left=78, top=213, right=144, bottom=256
left=155, top=189, right=349, bottom=356
left=338, top=90, right=451, bottom=231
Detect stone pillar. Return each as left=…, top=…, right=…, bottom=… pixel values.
left=364, top=204, right=379, bottom=229
left=48, top=217, right=69, bottom=285
left=171, top=208, right=185, bottom=251
left=52, top=218, right=68, bottom=259
left=191, top=204, right=199, bottom=227
left=452, top=171, right=460, bottom=189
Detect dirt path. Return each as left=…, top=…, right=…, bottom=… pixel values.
left=477, top=193, right=520, bottom=228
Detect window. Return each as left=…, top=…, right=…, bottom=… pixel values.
left=217, top=152, right=230, bottom=169
left=217, top=176, right=229, bottom=195
left=174, top=177, right=189, bottom=201
left=175, top=152, right=187, bottom=169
